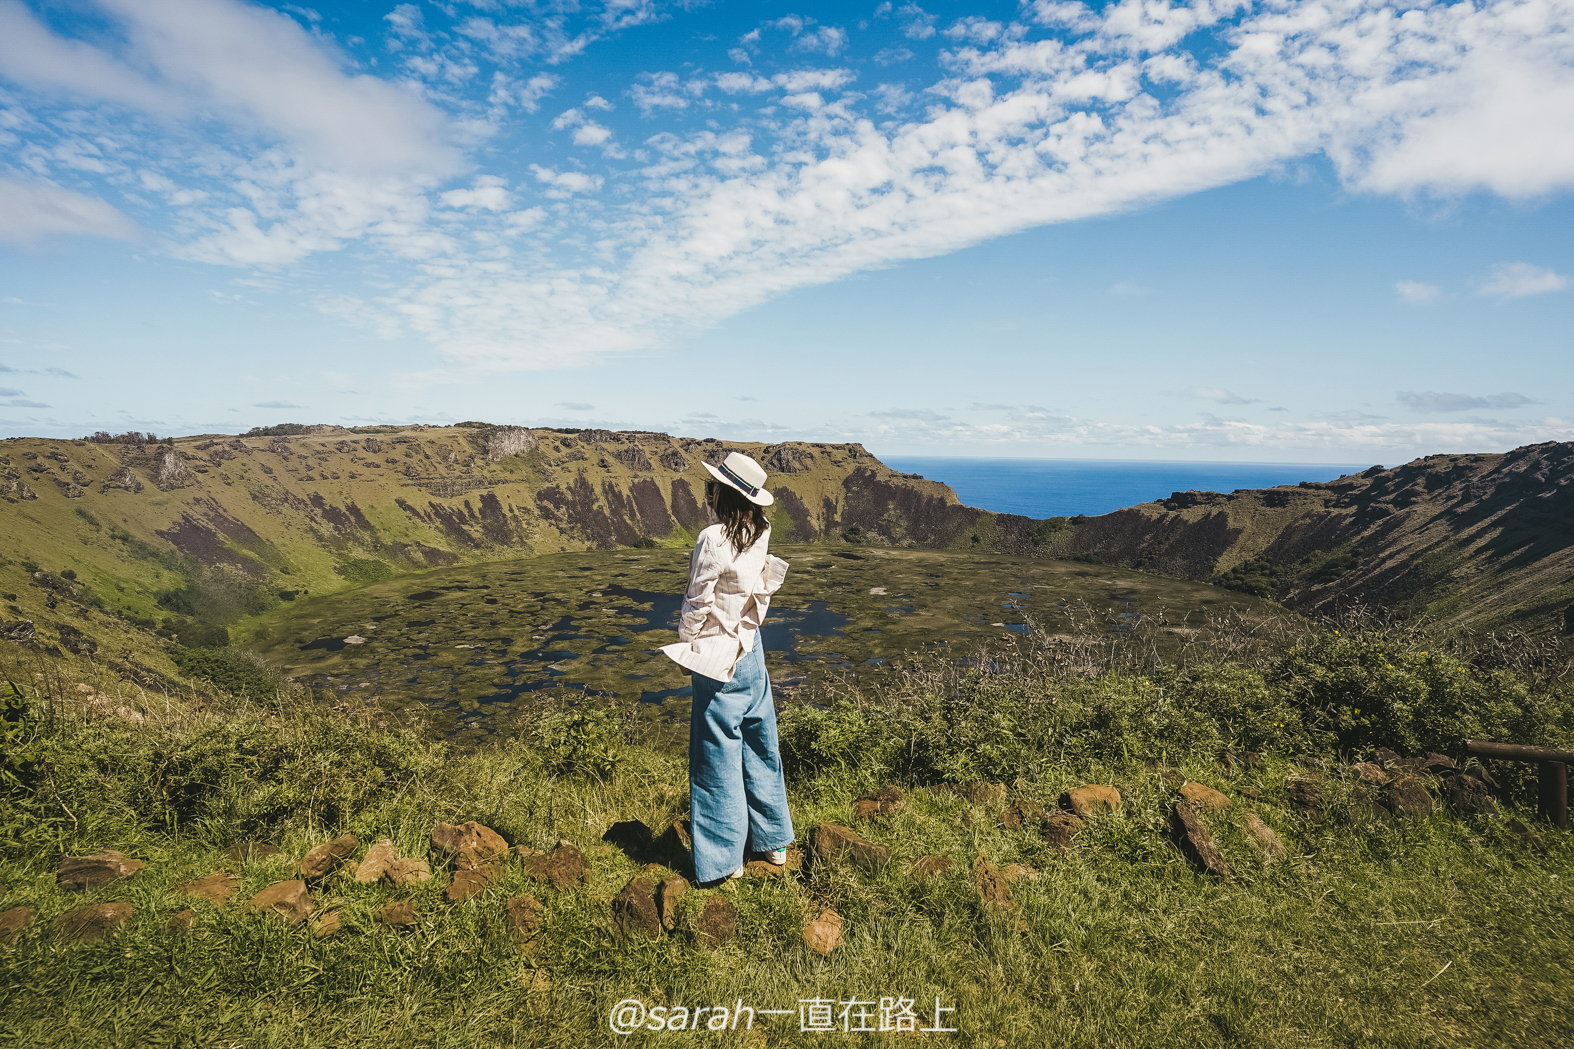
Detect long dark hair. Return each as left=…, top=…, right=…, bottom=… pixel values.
left=707, top=479, right=769, bottom=555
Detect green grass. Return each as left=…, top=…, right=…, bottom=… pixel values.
left=1, top=623, right=1572, bottom=1047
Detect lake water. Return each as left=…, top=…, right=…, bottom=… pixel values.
left=882, top=457, right=1375, bottom=519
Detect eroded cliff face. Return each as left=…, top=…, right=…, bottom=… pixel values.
left=1042, top=443, right=1574, bottom=633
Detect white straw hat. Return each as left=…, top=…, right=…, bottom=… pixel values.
left=702, top=451, right=774, bottom=506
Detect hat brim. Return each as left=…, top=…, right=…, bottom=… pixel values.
left=702, top=461, right=774, bottom=506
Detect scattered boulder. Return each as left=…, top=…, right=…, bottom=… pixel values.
left=803, top=909, right=843, bottom=956
left=1062, top=785, right=1121, bottom=817
left=53, top=902, right=134, bottom=943
left=1286, top=779, right=1322, bottom=819
left=176, top=872, right=240, bottom=907
left=1041, top=812, right=1083, bottom=850
left=376, top=900, right=418, bottom=926
left=355, top=840, right=400, bottom=883
left=0, top=907, right=33, bottom=943
left=695, top=895, right=738, bottom=948
left=1347, top=787, right=1396, bottom=828
left=743, top=859, right=787, bottom=878
left=1417, top=753, right=1457, bottom=777
left=522, top=843, right=590, bottom=889
left=806, top=823, right=891, bottom=872
left=1241, top=811, right=1286, bottom=863
left=57, top=851, right=144, bottom=890
left=1350, top=763, right=1389, bottom=785
left=1385, top=777, right=1434, bottom=821
left=909, top=855, right=951, bottom=880
left=953, top=782, right=1007, bottom=806
left=506, top=896, right=545, bottom=949
left=299, top=835, right=359, bottom=880
left=972, top=854, right=1015, bottom=910
left=1171, top=802, right=1229, bottom=879
left=1444, top=774, right=1497, bottom=816
left=656, top=876, right=688, bottom=931
left=1372, top=747, right=1403, bottom=770
left=602, top=820, right=654, bottom=856
left=1180, top=782, right=1230, bottom=812
left=852, top=786, right=905, bottom=823
left=431, top=822, right=507, bottom=860
left=385, top=858, right=432, bottom=887
left=448, top=853, right=504, bottom=903
left=612, top=876, right=661, bottom=941
left=252, top=880, right=312, bottom=925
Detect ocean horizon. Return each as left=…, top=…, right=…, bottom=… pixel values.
left=881, top=456, right=1376, bottom=520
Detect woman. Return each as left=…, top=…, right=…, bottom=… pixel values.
left=660, top=452, right=794, bottom=886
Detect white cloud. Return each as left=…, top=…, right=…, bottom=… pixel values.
left=0, top=179, right=140, bottom=245
left=631, top=71, right=691, bottom=113
left=441, top=176, right=512, bottom=211
left=1395, top=280, right=1440, bottom=304
left=530, top=165, right=603, bottom=198
left=1477, top=262, right=1569, bottom=299
left=1191, top=388, right=1259, bottom=406
left=1399, top=391, right=1533, bottom=413
left=898, top=3, right=937, bottom=40
left=874, top=47, right=915, bottom=66
left=791, top=26, right=848, bottom=57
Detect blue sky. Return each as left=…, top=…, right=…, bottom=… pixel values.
left=0, top=0, right=1571, bottom=461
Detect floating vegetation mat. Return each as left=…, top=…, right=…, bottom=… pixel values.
left=243, top=545, right=1284, bottom=743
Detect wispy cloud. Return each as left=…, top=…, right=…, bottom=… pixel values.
left=1191, top=388, right=1260, bottom=406
left=1398, top=391, right=1533, bottom=413
left=1477, top=262, right=1569, bottom=299
left=555, top=401, right=595, bottom=410
left=1395, top=280, right=1441, bottom=304
left=253, top=400, right=304, bottom=409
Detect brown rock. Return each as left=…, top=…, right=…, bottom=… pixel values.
left=385, top=858, right=432, bottom=887
left=431, top=821, right=507, bottom=861
left=1180, top=782, right=1230, bottom=812
left=0, top=906, right=33, bottom=943
left=1348, top=786, right=1396, bottom=828
left=1350, top=762, right=1389, bottom=785
left=1444, top=774, right=1497, bottom=816
left=1286, top=779, right=1322, bottom=819
left=1001, top=799, right=1045, bottom=830
left=506, top=895, right=545, bottom=949
left=695, top=895, right=737, bottom=948
left=612, top=876, right=661, bottom=941
left=513, top=844, right=540, bottom=860
left=602, top=820, right=653, bottom=855
left=165, top=909, right=195, bottom=934
left=252, top=879, right=312, bottom=925
left=355, top=840, right=400, bottom=883
left=953, top=781, right=1007, bottom=806
left=57, top=851, right=145, bottom=890
left=743, top=860, right=787, bottom=877
left=851, top=785, right=905, bottom=823
left=909, top=855, right=951, bottom=880
left=972, top=854, right=1015, bottom=909
left=1171, top=802, right=1229, bottom=879
left=1373, top=747, right=1403, bottom=770
left=447, top=859, right=503, bottom=902
left=299, top=834, right=359, bottom=879
left=1385, top=776, right=1434, bottom=820
left=312, top=910, right=342, bottom=939
left=1241, top=811, right=1286, bottom=863
left=176, top=871, right=240, bottom=907
left=1062, top=785, right=1122, bottom=817
left=1041, top=812, right=1083, bottom=849
left=1418, top=753, right=1457, bottom=777
left=377, top=900, right=418, bottom=926
left=656, top=875, right=688, bottom=931
left=806, top=823, right=891, bottom=872
left=225, top=841, right=282, bottom=865
left=659, top=819, right=693, bottom=855
left=522, top=843, right=590, bottom=889
left=53, top=901, right=134, bottom=942
left=803, top=909, right=843, bottom=955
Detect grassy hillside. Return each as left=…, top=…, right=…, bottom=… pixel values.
left=1037, top=442, right=1574, bottom=635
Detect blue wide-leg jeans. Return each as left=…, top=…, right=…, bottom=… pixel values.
left=688, top=635, right=794, bottom=883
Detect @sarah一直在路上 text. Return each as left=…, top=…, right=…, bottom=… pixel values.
left=608, top=996, right=957, bottom=1034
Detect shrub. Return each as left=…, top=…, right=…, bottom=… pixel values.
left=527, top=708, right=623, bottom=780
left=172, top=648, right=275, bottom=699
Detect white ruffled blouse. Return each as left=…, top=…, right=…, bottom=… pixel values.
left=659, top=523, right=789, bottom=682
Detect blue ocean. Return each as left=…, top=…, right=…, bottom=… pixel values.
left=881, top=457, right=1375, bottom=519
